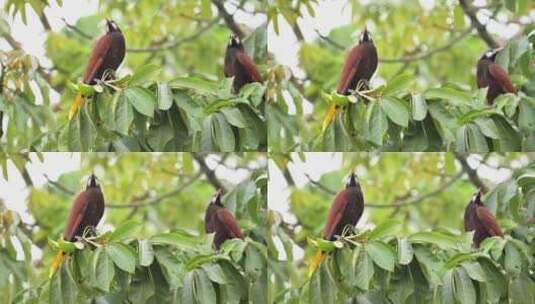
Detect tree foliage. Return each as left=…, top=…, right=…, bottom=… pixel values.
left=0, top=152, right=268, bottom=303
left=268, top=0, right=535, bottom=152
left=268, top=153, right=535, bottom=303
left=0, top=0, right=267, bottom=152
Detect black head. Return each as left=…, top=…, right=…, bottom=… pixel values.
left=480, top=49, right=500, bottom=62
left=471, top=189, right=483, bottom=206
left=86, top=174, right=99, bottom=189
left=211, top=189, right=224, bottom=207
left=106, top=19, right=121, bottom=33
left=359, top=26, right=372, bottom=44
left=346, top=172, right=358, bottom=188
left=227, top=34, right=243, bottom=49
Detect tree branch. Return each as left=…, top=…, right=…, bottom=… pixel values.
left=454, top=153, right=488, bottom=193
left=304, top=171, right=464, bottom=208
left=459, top=0, right=499, bottom=48
left=193, top=154, right=227, bottom=192
left=61, top=18, right=92, bottom=40
left=211, top=0, right=246, bottom=38
left=315, top=27, right=474, bottom=63
left=128, top=17, right=221, bottom=53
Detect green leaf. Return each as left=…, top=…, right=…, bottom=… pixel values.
left=212, top=113, right=235, bottom=151
left=49, top=262, right=76, bottom=304
left=128, top=64, right=161, bottom=86
left=397, top=238, right=414, bottom=265
left=220, top=107, right=247, bottom=128
left=423, top=87, right=471, bottom=104
left=106, top=242, right=137, bottom=274
left=195, top=269, right=217, bottom=304
left=383, top=73, right=413, bottom=96
left=368, top=220, right=402, bottom=240
left=124, top=87, right=156, bottom=117
left=454, top=267, right=476, bottom=304
left=461, top=261, right=487, bottom=282
left=354, top=247, right=374, bottom=290
left=411, top=93, right=428, bottom=121
left=367, top=102, right=388, bottom=145
left=381, top=96, right=409, bottom=127
left=113, top=92, right=134, bottom=135
left=151, top=232, right=200, bottom=251
left=108, top=220, right=142, bottom=242
left=409, top=231, right=461, bottom=250
left=201, top=263, right=228, bottom=284
left=441, top=269, right=456, bottom=304
left=92, top=247, right=115, bottom=292
left=509, top=273, right=535, bottom=304
left=154, top=247, right=183, bottom=289
left=504, top=242, right=523, bottom=276
left=169, top=77, right=219, bottom=95
left=366, top=240, right=396, bottom=272
left=138, top=239, right=154, bottom=267
left=157, top=82, right=173, bottom=110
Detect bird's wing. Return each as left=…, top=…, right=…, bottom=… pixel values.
left=476, top=206, right=503, bottom=237
left=489, top=64, right=515, bottom=93
left=337, top=46, right=363, bottom=94
left=83, top=35, right=113, bottom=84
left=215, top=209, right=243, bottom=239
left=323, top=191, right=348, bottom=240
left=63, top=193, right=90, bottom=241
left=235, top=51, right=263, bottom=83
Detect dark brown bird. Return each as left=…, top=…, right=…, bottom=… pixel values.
left=464, top=190, right=503, bottom=247
left=50, top=174, right=105, bottom=276
left=69, top=19, right=126, bottom=120
left=476, top=49, right=515, bottom=104
left=224, top=35, right=263, bottom=93
left=323, top=27, right=378, bottom=131
left=204, top=189, right=243, bottom=249
left=309, top=172, right=365, bottom=275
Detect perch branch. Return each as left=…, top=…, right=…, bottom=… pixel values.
left=459, top=0, right=499, bottom=48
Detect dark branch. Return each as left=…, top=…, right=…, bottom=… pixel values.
left=128, top=17, right=221, bottom=53
left=459, top=0, right=499, bottom=48
left=455, top=153, right=488, bottom=193
left=211, top=0, right=246, bottom=38
left=61, top=18, right=93, bottom=40
left=193, top=154, right=227, bottom=192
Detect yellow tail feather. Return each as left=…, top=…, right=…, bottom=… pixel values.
left=49, top=251, right=65, bottom=278
left=322, top=105, right=338, bottom=132
left=68, top=93, right=85, bottom=121
left=308, top=250, right=325, bottom=277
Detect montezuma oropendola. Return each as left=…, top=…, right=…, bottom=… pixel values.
left=224, top=35, right=263, bottom=93
left=476, top=49, right=515, bottom=104
left=309, top=172, right=364, bottom=275
left=322, top=27, right=378, bottom=131
left=69, top=19, right=126, bottom=120
left=49, top=174, right=105, bottom=276
left=204, top=189, right=243, bottom=249
left=464, top=190, right=503, bottom=247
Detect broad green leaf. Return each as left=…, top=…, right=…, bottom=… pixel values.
left=92, top=247, right=115, bottom=292
left=128, top=64, right=160, bottom=86
left=157, top=82, right=173, bottom=110
left=383, top=73, right=413, bottom=96
left=124, top=87, right=156, bottom=117
left=151, top=232, right=200, bottom=251
left=354, top=247, right=374, bottom=290
left=108, top=220, right=142, bottom=242
left=454, top=267, right=476, bottom=304
left=138, top=239, right=154, bottom=267
left=106, top=242, right=137, bottom=274
left=169, top=77, right=219, bottom=95
left=366, top=241, right=396, bottom=272
left=381, top=96, right=409, bottom=127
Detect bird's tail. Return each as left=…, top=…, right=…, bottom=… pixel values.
left=49, top=251, right=65, bottom=278
left=68, top=92, right=85, bottom=121
left=308, top=250, right=325, bottom=277
left=322, top=105, right=338, bottom=132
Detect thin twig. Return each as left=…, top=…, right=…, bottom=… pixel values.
left=455, top=153, right=488, bottom=193
left=61, top=18, right=93, bottom=40
left=211, top=0, right=247, bottom=38
left=128, top=17, right=221, bottom=53
left=193, top=154, right=228, bottom=192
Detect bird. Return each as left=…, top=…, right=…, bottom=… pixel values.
left=322, top=27, right=378, bottom=132
left=69, top=19, right=126, bottom=120
left=49, top=174, right=105, bottom=277
left=204, top=189, right=243, bottom=249
left=309, top=172, right=365, bottom=275
left=464, top=189, right=503, bottom=247
left=476, top=49, right=515, bottom=104
left=224, top=35, right=263, bottom=93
